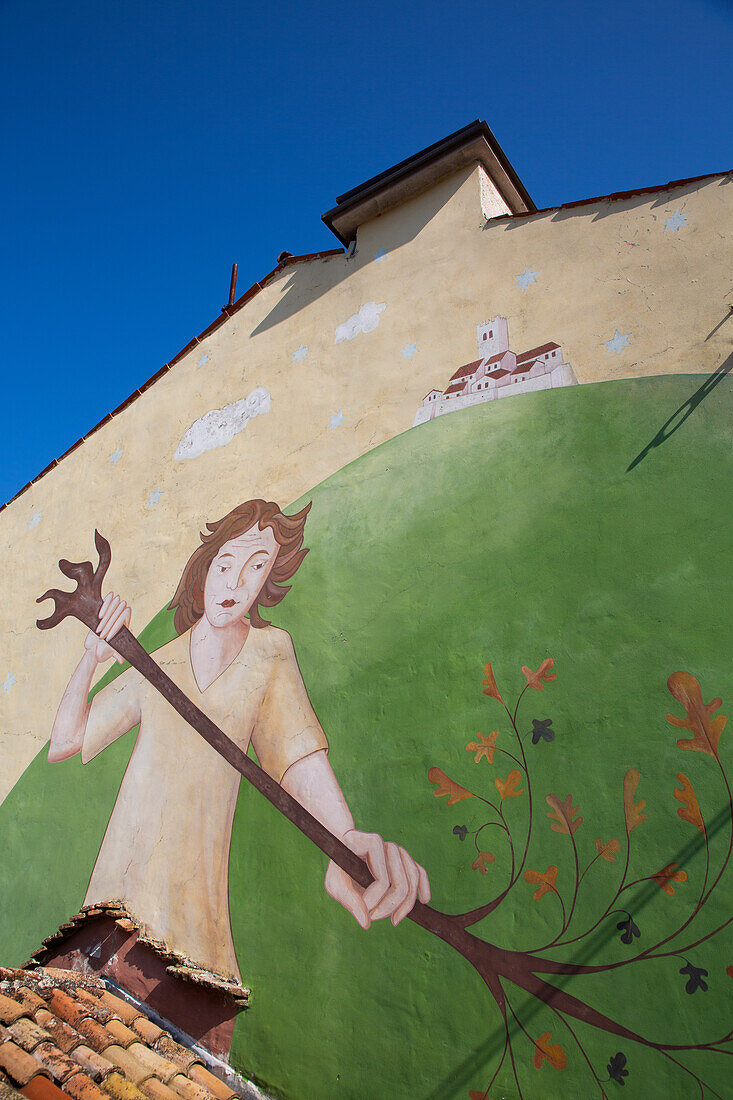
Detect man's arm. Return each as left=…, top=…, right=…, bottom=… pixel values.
left=282, top=749, right=430, bottom=928
left=48, top=593, right=135, bottom=762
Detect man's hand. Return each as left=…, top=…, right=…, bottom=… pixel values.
left=84, top=592, right=131, bottom=665
left=325, top=829, right=430, bottom=928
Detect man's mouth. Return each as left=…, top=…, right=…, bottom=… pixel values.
left=219, top=599, right=236, bottom=608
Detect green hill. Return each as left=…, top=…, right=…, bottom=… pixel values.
left=2, top=374, right=732, bottom=1100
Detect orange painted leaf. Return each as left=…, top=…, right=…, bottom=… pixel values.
left=482, top=662, right=504, bottom=704
left=546, top=793, right=583, bottom=835
left=651, top=862, right=687, bottom=896
left=623, top=768, right=647, bottom=834
left=524, top=865, right=559, bottom=901
left=466, top=730, right=499, bottom=764
left=471, top=851, right=496, bottom=875
left=595, top=837, right=621, bottom=862
left=673, top=773, right=705, bottom=835
left=533, top=1032, right=567, bottom=1070
left=469, top=1093, right=489, bottom=1100
left=522, top=658, right=557, bottom=691
left=495, top=769, right=524, bottom=801
left=727, top=966, right=733, bottom=979
left=428, top=767, right=475, bottom=806
left=666, top=671, right=726, bottom=758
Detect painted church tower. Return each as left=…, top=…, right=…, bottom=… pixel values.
left=477, top=316, right=510, bottom=358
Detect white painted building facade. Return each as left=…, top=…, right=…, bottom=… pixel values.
left=413, top=316, right=578, bottom=426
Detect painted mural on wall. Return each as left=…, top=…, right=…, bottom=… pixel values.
left=413, top=315, right=578, bottom=426
left=43, top=501, right=430, bottom=984
left=24, top=365, right=732, bottom=1099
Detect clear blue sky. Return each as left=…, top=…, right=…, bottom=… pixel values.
left=0, top=0, right=730, bottom=506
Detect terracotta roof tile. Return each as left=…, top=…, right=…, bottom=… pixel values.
left=13, top=994, right=45, bottom=1018
left=146, top=1043, right=197, bottom=1077
left=186, top=1068, right=233, bottom=1100
left=0, top=997, right=27, bottom=1028
left=100, top=1029, right=135, bottom=1055
left=516, top=341, right=560, bottom=363
left=94, top=1002, right=138, bottom=1033
left=0, top=970, right=239, bottom=1100
left=33, top=1045, right=80, bottom=1085
left=69, top=999, right=110, bottom=1029
left=71, top=1024, right=112, bottom=1058
left=119, top=1050, right=177, bottom=1088
left=43, top=997, right=85, bottom=1035
left=99, top=1074, right=147, bottom=1100
left=66, top=1049, right=114, bottom=1085
left=6, top=1023, right=52, bottom=1055
left=0, top=1043, right=50, bottom=1087
left=63, top=1073, right=109, bottom=1100
left=19, top=1077, right=68, bottom=1100
left=126, top=1027, right=158, bottom=1054
left=166, top=1077, right=210, bottom=1100
left=138, top=1080, right=180, bottom=1100
left=32, top=1015, right=81, bottom=1058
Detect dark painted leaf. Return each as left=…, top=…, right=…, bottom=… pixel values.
left=679, top=962, right=708, bottom=994
left=531, top=718, right=555, bottom=744
left=453, top=825, right=468, bottom=841
left=616, top=916, right=641, bottom=945
left=607, top=1051, right=628, bottom=1085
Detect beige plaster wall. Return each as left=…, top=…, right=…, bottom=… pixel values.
left=0, top=163, right=730, bottom=801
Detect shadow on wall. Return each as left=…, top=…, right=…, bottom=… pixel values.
left=488, top=172, right=731, bottom=231
left=626, top=349, right=733, bottom=472
left=249, top=169, right=471, bottom=338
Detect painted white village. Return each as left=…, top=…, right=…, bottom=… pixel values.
left=413, top=316, right=578, bottom=426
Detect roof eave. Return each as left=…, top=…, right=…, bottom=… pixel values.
left=321, top=120, right=536, bottom=246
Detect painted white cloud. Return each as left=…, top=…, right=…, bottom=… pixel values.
left=174, top=387, right=271, bottom=461
left=334, top=301, right=386, bottom=344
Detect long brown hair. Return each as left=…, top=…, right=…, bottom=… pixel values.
left=169, top=499, right=311, bottom=634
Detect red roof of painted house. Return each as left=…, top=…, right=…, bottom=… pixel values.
left=448, top=359, right=482, bottom=382
left=516, top=342, right=560, bottom=363
left=423, top=389, right=441, bottom=400
left=492, top=368, right=511, bottom=379
left=444, top=382, right=466, bottom=395
left=512, top=361, right=536, bottom=375
left=484, top=351, right=508, bottom=365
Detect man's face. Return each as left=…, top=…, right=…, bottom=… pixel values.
left=203, top=524, right=279, bottom=629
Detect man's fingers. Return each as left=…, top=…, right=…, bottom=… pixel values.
left=325, top=864, right=370, bottom=929
left=417, top=863, right=431, bottom=904
left=370, top=841, right=409, bottom=921
left=352, top=833, right=390, bottom=913
left=391, top=847, right=419, bottom=925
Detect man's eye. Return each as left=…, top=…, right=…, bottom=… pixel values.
left=253, top=561, right=265, bottom=570
left=217, top=565, right=227, bottom=574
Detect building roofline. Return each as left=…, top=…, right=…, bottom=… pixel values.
left=1, top=166, right=728, bottom=515
left=0, top=248, right=342, bottom=514
left=322, top=119, right=537, bottom=246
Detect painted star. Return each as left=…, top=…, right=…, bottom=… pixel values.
left=516, top=267, right=539, bottom=292
left=146, top=488, right=163, bottom=508
left=604, top=330, right=631, bottom=355
left=373, top=249, right=388, bottom=263
left=2, top=673, right=16, bottom=694
left=28, top=511, right=42, bottom=530
left=664, top=210, right=687, bottom=233
left=195, top=353, right=210, bottom=369
left=109, top=447, right=124, bottom=466
left=292, top=344, right=309, bottom=362
left=401, top=342, right=418, bottom=361
left=328, top=410, right=345, bottom=430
